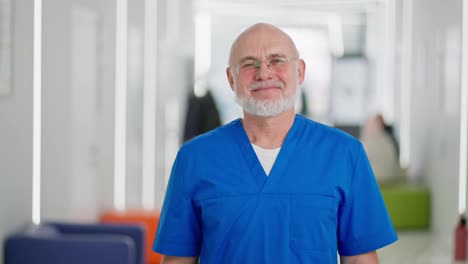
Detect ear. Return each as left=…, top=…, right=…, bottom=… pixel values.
left=297, top=59, right=306, bottom=85
left=226, top=67, right=235, bottom=91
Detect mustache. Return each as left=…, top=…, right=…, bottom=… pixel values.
left=249, top=81, right=285, bottom=91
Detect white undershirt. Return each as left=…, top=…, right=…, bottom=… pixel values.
left=251, top=144, right=281, bottom=176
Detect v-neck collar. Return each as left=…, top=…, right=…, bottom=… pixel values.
left=233, top=115, right=303, bottom=192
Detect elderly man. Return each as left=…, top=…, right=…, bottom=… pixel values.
left=153, top=23, right=397, bottom=264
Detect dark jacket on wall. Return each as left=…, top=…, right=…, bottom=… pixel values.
left=183, top=90, right=222, bottom=142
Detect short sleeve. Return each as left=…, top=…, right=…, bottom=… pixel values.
left=153, top=147, right=201, bottom=256
left=337, top=143, right=398, bottom=256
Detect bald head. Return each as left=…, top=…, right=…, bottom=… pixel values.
left=228, top=23, right=299, bottom=66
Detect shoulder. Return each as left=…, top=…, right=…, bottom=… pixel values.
left=296, top=115, right=362, bottom=151
left=179, top=119, right=240, bottom=155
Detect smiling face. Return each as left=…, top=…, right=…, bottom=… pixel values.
left=226, top=23, right=306, bottom=117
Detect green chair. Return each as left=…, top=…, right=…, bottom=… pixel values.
left=380, top=184, right=430, bottom=230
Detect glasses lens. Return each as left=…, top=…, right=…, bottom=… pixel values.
left=268, top=58, right=288, bottom=72
left=236, top=58, right=296, bottom=75
left=237, top=60, right=257, bottom=75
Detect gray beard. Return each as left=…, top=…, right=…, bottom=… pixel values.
left=235, top=90, right=299, bottom=117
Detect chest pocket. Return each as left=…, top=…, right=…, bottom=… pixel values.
left=290, top=194, right=338, bottom=252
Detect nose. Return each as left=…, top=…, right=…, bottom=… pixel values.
left=255, top=61, right=273, bottom=80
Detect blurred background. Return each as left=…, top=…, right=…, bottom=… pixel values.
left=0, top=0, right=467, bottom=263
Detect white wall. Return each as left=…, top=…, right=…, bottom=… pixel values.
left=156, top=0, right=194, bottom=205
left=94, top=0, right=119, bottom=216
left=126, top=0, right=145, bottom=209
left=402, top=0, right=463, bottom=235
left=0, top=1, right=194, bottom=261
left=40, top=0, right=117, bottom=222
left=0, top=0, right=34, bottom=261
left=39, top=0, right=195, bottom=220
left=366, top=2, right=396, bottom=122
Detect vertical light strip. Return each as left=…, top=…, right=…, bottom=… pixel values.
left=114, top=0, right=128, bottom=211
left=194, top=13, right=211, bottom=97
left=142, top=0, right=157, bottom=210
left=382, top=0, right=396, bottom=121
left=459, top=0, right=468, bottom=214
left=32, top=0, right=42, bottom=225
left=399, top=0, right=413, bottom=169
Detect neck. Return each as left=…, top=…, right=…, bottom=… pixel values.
left=242, top=109, right=296, bottom=149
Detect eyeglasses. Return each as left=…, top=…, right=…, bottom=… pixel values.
left=231, top=57, right=298, bottom=76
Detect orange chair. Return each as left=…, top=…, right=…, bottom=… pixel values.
left=100, top=210, right=163, bottom=264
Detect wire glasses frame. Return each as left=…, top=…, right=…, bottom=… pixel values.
left=231, top=57, right=299, bottom=76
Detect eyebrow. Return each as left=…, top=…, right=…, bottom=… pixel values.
left=238, top=56, right=258, bottom=64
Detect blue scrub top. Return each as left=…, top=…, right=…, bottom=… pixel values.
left=153, top=115, right=397, bottom=263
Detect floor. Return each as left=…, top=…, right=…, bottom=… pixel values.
left=378, top=231, right=457, bottom=264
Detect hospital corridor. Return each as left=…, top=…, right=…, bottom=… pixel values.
left=1, top=0, right=468, bottom=263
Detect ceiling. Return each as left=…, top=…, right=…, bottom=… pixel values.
left=195, top=0, right=385, bottom=16
left=194, top=0, right=386, bottom=29
left=194, top=0, right=385, bottom=56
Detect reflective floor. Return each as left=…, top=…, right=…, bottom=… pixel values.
left=379, top=231, right=455, bottom=264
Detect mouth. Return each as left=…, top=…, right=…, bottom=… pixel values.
left=251, top=86, right=281, bottom=92
left=249, top=81, right=284, bottom=92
